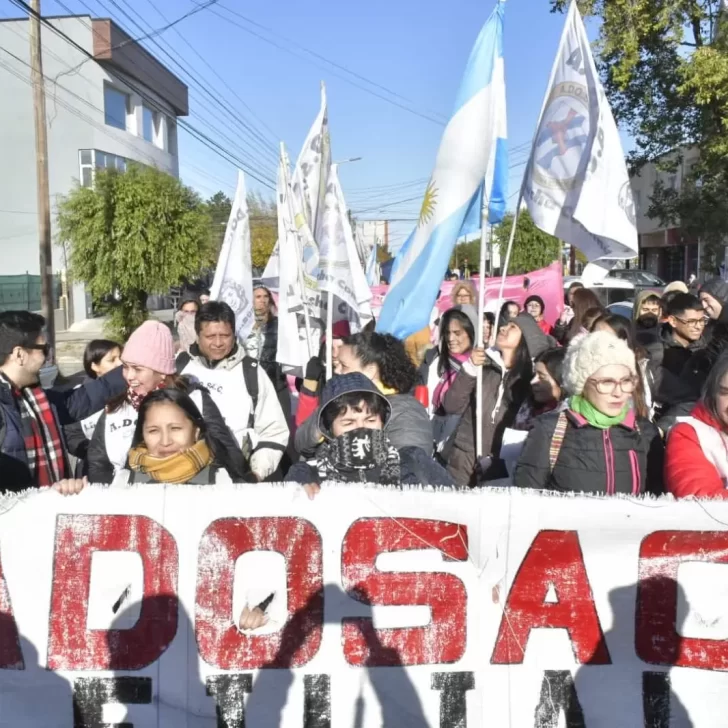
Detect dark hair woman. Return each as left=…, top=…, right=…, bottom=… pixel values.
left=118, top=389, right=231, bottom=484
left=440, top=313, right=550, bottom=485
left=294, top=330, right=433, bottom=456
left=423, top=305, right=477, bottom=454
left=512, top=347, right=567, bottom=431
left=65, top=339, right=124, bottom=477
left=666, top=353, right=728, bottom=499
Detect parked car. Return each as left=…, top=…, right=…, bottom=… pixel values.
left=563, top=277, right=635, bottom=307
left=606, top=269, right=665, bottom=289
left=606, top=301, right=634, bottom=320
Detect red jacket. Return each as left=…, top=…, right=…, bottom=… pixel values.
left=665, top=403, right=728, bottom=499
left=537, top=318, right=555, bottom=337
left=295, top=388, right=319, bottom=428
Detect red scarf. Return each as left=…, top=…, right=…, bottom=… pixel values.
left=0, top=373, right=67, bottom=486
left=126, top=382, right=166, bottom=411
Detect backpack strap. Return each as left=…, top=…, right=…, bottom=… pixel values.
left=175, top=351, right=191, bottom=375
left=242, top=357, right=259, bottom=429
left=548, top=411, right=568, bottom=472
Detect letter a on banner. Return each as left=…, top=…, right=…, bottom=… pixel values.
left=210, top=170, right=255, bottom=339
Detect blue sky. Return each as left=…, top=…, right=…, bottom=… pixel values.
left=36, top=0, right=596, bottom=251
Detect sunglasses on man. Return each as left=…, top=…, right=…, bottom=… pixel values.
left=25, top=343, right=50, bottom=358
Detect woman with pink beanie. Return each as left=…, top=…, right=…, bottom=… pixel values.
left=87, top=321, right=245, bottom=483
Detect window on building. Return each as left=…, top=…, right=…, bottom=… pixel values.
left=79, top=150, right=127, bottom=187
left=104, top=85, right=129, bottom=130
left=142, top=106, right=155, bottom=143
left=79, top=150, right=93, bottom=187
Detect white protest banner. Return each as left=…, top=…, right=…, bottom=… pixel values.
left=523, top=1, right=637, bottom=262
left=1, top=484, right=727, bottom=727
left=210, top=170, right=254, bottom=338
left=317, top=164, right=372, bottom=327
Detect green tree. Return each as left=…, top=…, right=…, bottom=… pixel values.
left=247, top=192, right=277, bottom=272
left=57, top=164, right=212, bottom=339
left=449, top=239, right=481, bottom=272
left=550, top=0, right=728, bottom=266
left=205, top=191, right=232, bottom=255
left=492, top=210, right=562, bottom=274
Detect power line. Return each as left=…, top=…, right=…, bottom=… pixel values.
left=80, top=0, right=278, bottom=170
left=209, top=4, right=447, bottom=127
left=7, top=0, right=276, bottom=189
left=218, top=2, right=449, bottom=124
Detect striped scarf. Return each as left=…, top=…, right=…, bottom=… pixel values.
left=127, top=440, right=213, bottom=483
left=0, top=372, right=67, bottom=486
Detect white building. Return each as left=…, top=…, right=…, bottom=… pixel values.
left=0, top=14, right=188, bottom=324
left=629, top=147, right=703, bottom=282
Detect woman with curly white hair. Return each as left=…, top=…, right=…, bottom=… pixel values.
left=513, top=331, right=664, bottom=495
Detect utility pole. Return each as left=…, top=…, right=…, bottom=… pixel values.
left=29, top=0, right=55, bottom=357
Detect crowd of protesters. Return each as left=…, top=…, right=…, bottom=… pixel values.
left=4, top=274, right=728, bottom=504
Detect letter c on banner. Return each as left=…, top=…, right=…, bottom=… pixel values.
left=47, top=515, right=179, bottom=671
left=637, top=530, right=728, bottom=670
left=341, top=518, right=468, bottom=667
left=195, top=517, right=323, bottom=670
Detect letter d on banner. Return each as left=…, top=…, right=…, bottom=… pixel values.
left=47, top=515, right=179, bottom=670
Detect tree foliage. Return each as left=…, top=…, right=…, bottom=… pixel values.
left=550, top=0, right=728, bottom=262
left=205, top=190, right=277, bottom=273
left=247, top=192, right=277, bottom=272
left=493, top=210, right=562, bottom=274
left=57, top=165, right=212, bottom=339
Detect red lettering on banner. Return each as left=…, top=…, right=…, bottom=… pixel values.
left=637, top=530, right=728, bottom=669
left=47, top=515, right=179, bottom=671
left=0, top=550, right=23, bottom=669
left=491, top=530, right=609, bottom=665
left=341, top=518, right=468, bottom=667
left=195, top=517, right=323, bottom=670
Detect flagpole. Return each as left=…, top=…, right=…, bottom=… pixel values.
left=326, top=291, right=334, bottom=379
left=476, top=201, right=488, bottom=460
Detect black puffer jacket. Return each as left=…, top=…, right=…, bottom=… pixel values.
left=514, top=407, right=664, bottom=495
left=87, top=380, right=246, bottom=484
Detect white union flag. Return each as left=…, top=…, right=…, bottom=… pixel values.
left=523, top=1, right=637, bottom=261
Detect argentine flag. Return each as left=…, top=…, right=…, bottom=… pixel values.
left=377, top=0, right=508, bottom=339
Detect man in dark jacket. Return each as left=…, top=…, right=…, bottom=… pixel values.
left=654, top=294, right=706, bottom=404
left=287, top=373, right=454, bottom=497
left=0, top=311, right=125, bottom=491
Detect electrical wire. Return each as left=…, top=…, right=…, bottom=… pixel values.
left=7, top=0, right=276, bottom=189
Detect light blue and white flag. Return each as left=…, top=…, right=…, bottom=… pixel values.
left=377, top=1, right=508, bottom=339
left=365, top=241, right=380, bottom=286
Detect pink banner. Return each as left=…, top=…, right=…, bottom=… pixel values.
left=371, top=263, right=564, bottom=327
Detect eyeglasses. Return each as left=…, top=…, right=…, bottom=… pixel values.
left=25, top=343, right=50, bottom=357
left=672, top=315, right=707, bottom=329
left=588, top=376, right=636, bottom=394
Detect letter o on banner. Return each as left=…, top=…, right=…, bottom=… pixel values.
left=195, top=517, right=324, bottom=670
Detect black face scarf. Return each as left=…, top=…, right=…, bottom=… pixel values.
left=636, top=313, right=659, bottom=330
left=316, top=428, right=401, bottom=485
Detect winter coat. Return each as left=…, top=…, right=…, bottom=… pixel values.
left=653, top=328, right=705, bottom=413
left=665, top=403, right=728, bottom=499
left=177, top=344, right=290, bottom=479
left=294, top=389, right=433, bottom=456
left=0, top=367, right=126, bottom=491
left=286, top=446, right=455, bottom=487
left=441, top=350, right=530, bottom=487
left=513, top=407, right=664, bottom=495
left=87, top=381, right=246, bottom=484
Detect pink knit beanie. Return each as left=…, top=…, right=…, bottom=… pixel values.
left=122, top=321, right=176, bottom=375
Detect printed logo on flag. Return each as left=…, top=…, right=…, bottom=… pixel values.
left=618, top=180, right=636, bottom=226
left=533, top=82, right=589, bottom=191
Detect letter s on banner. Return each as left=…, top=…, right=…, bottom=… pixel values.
left=341, top=518, right=468, bottom=667
left=637, top=530, right=728, bottom=670
left=491, top=530, right=610, bottom=665
left=195, top=517, right=323, bottom=670
left=47, top=515, right=179, bottom=671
